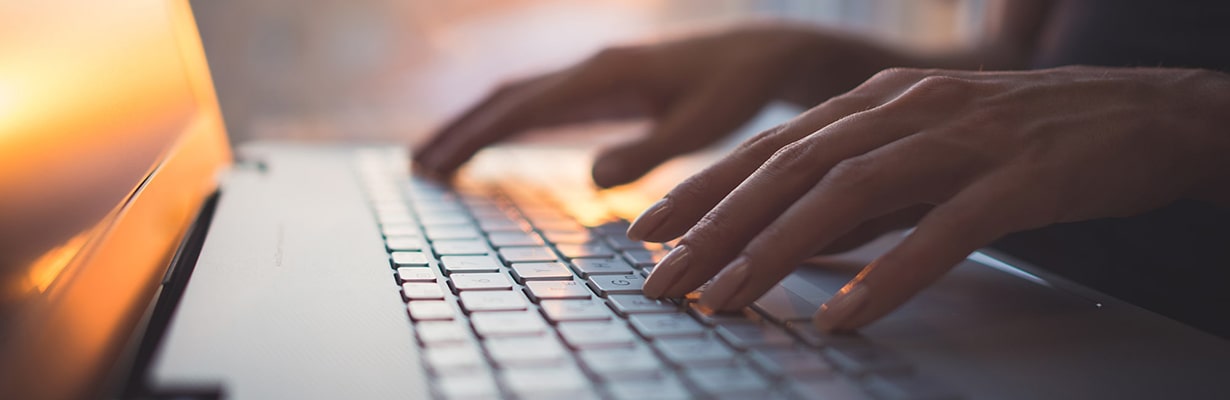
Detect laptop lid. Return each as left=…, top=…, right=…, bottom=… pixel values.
left=0, top=1, right=231, bottom=398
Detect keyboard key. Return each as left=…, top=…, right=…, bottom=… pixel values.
left=605, top=234, right=648, bottom=251
left=435, top=373, right=500, bottom=399
left=485, top=336, right=568, bottom=367
left=478, top=218, right=530, bottom=233
left=578, top=346, right=664, bottom=379
left=501, top=366, right=593, bottom=398
left=684, top=365, right=772, bottom=396
left=488, top=231, right=543, bottom=247
left=440, top=255, right=501, bottom=274
left=418, top=212, right=470, bottom=226
left=623, top=249, right=667, bottom=268
left=786, top=375, right=871, bottom=400
left=556, top=242, right=615, bottom=259
left=432, top=239, right=489, bottom=255
left=510, top=262, right=574, bottom=282
left=526, top=280, right=592, bottom=301
left=425, top=225, right=481, bottom=240
left=459, top=290, right=528, bottom=312
left=424, top=346, right=485, bottom=372
left=715, top=322, right=796, bottom=349
left=570, top=258, right=635, bottom=278
left=541, top=230, right=597, bottom=244
left=385, top=236, right=424, bottom=251
left=863, top=373, right=960, bottom=400
left=787, top=322, right=835, bottom=348
left=391, top=251, right=429, bottom=267
left=653, top=337, right=737, bottom=366
left=688, top=303, right=762, bottom=326
left=408, top=301, right=456, bottom=321
left=752, top=285, right=819, bottom=324
left=381, top=224, right=420, bottom=237
left=747, top=348, right=835, bottom=378
left=587, top=274, right=647, bottom=296
left=558, top=321, right=637, bottom=349
left=540, top=299, right=614, bottom=322
left=629, top=314, right=706, bottom=339
left=822, top=345, right=913, bottom=376
left=530, top=217, right=585, bottom=232
left=416, top=321, right=472, bottom=346
left=402, top=282, right=445, bottom=300
left=451, top=273, right=513, bottom=291
left=607, top=294, right=679, bottom=315
left=606, top=375, right=691, bottom=400
left=499, top=246, right=558, bottom=263
left=397, top=267, right=437, bottom=282
left=471, top=311, right=548, bottom=338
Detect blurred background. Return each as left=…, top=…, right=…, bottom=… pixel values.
left=191, top=0, right=993, bottom=145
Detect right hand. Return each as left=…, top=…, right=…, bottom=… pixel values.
left=413, top=23, right=909, bottom=188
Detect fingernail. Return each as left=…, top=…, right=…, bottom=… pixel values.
left=642, top=245, right=689, bottom=297
left=815, top=283, right=870, bottom=333
left=700, top=257, right=751, bottom=310
left=627, top=198, right=671, bottom=241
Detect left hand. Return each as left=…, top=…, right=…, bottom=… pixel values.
left=627, top=66, right=1230, bottom=332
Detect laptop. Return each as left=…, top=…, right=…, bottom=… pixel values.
left=2, top=1, right=1228, bottom=399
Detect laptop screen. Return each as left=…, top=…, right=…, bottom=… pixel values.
left=0, top=1, right=230, bottom=398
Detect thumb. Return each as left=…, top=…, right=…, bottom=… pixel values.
left=590, top=82, right=771, bottom=188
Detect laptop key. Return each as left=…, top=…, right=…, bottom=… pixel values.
left=487, top=231, right=543, bottom=247
left=418, top=212, right=471, bottom=227
left=471, top=311, right=547, bottom=338
left=397, top=267, right=437, bottom=282
left=863, top=373, right=960, bottom=400
left=787, top=375, right=871, bottom=400
left=526, top=280, right=592, bottom=301
left=416, top=321, right=472, bottom=346
left=557, top=321, right=637, bottom=349
left=607, top=294, right=679, bottom=315
left=459, top=290, right=528, bottom=312
left=606, top=374, right=691, bottom=400
left=478, top=218, right=530, bottom=233
left=629, top=314, right=706, bottom=339
left=556, top=242, right=615, bottom=259
left=715, top=322, right=796, bottom=349
left=578, top=345, right=664, bottom=379
left=381, top=224, right=420, bottom=237
left=402, top=282, right=445, bottom=300
left=440, top=255, right=501, bottom=274
left=499, top=246, right=558, bottom=263
left=391, top=251, right=430, bottom=267
left=424, top=346, right=485, bottom=372
left=435, top=373, right=500, bottom=400
left=623, top=249, right=667, bottom=268
left=587, top=274, right=646, bottom=296
left=570, top=258, right=635, bottom=278
left=510, top=262, right=574, bottom=282
left=747, top=347, right=835, bottom=378
left=540, top=299, right=614, bottom=322
left=450, top=273, right=513, bottom=291
left=654, top=336, right=737, bottom=366
left=540, top=230, right=598, bottom=244
left=432, top=239, right=489, bottom=256
left=407, top=301, right=456, bottom=321
left=501, top=366, right=593, bottom=398
left=485, top=336, right=569, bottom=367
left=385, top=236, right=425, bottom=251
left=684, top=364, right=772, bottom=396
left=425, top=225, right=481, bottom=240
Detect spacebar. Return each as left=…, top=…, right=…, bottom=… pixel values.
left=751, top=275, right=832, bottom=323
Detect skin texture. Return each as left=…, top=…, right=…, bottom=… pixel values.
left=631, top=66, right=1230, bottom=331
left=414, top=20, right=1230, bottom=332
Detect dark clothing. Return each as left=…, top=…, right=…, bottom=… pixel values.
left=993, top=0, right=1230, bottom=338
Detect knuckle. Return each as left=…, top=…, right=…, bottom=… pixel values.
left=735, top=121, right=795, bottom=159
left=760, top=139, right=814, bottom=178
left=905, top=75, right=976, bottom=101
left=820, top=155, right=881, bottom=193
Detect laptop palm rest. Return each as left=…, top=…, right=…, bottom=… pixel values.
left=148, top=145, right=428, bottom=399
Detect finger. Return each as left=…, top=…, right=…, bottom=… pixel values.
left=640, top=101, right=945, bottom=299
left=591, top=75, right=774, bottom=188
left=626, top=68, right=934, bottom=242
left=697, top=134, right=985, bottom=311
left=814, top=172, right=1041, bottom=332
left=817, top=204, right=930, bottom=255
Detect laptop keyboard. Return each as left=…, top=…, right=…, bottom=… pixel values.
left=356, top=151, right=958, bottom=400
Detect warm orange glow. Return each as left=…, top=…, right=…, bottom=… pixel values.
left=0, top=1, right=232, bottom=399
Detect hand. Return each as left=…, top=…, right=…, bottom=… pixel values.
left=629, top=66, right=1230, bottom=332
left=413, top=24, right=908, bottom=187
